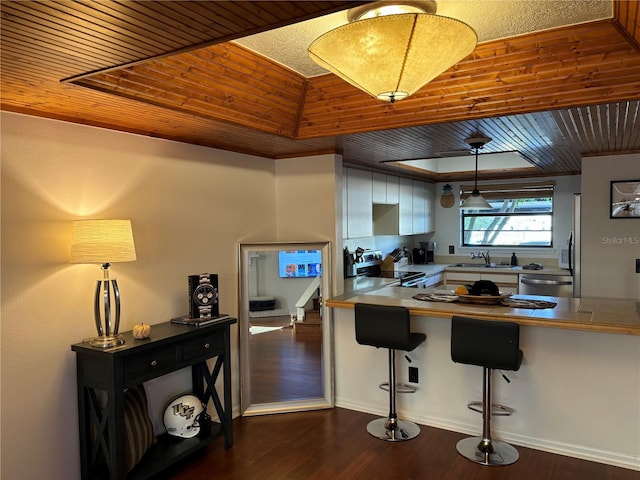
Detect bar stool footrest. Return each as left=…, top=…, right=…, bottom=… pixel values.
left=378, top=382, right=417, bottom=393
left=467, top=401, right=514, bottom=416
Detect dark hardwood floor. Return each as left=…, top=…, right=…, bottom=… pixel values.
left=249, top=315, right=323, bottom=404
left=168, top=407, right=639, bottom=480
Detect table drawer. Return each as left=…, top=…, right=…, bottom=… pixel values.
left=183, top=333, right=224, bottom=362
left=124, top=347, right=177, bottom=384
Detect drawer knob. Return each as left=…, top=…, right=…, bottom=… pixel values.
left=150, top=360, right=157, bottom=367
left=203, top=343, right=210, bottom=349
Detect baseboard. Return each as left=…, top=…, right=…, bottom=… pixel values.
left=335, top=399, right=640, bottom=471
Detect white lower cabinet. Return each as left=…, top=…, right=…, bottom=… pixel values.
left=445, top=271, right=519, bottom=293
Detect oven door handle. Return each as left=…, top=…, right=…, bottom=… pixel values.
left=401, top=277, right=427, bottom=287
left=520, top=278, right=572, bottom=286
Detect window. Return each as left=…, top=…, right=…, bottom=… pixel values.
left=460, top=181, right=554, bottom=247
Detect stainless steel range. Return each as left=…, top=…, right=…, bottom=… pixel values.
left=345, top=249, right=384, bottom=277
left=345, top=249, right=427, bottom=287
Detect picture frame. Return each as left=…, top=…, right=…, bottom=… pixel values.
left=610, top=180, right=640, bottom=218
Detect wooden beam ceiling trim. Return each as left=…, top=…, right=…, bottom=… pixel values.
left=298, top=21, right=640, bottom=138
left=615, top=0, right=640, bottom=48
left=71, top=42, right=306, bottom=137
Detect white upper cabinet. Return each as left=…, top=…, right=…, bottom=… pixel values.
left=398, top=178, right=413, bottom=235
left=412, top=181, right=436, bottom=234
left=345, top=169, right=373, bottom=238
left=372, top=173, right=399, bottom=204
left=343, top=168, right=435, bottom=238
left=412, top=180, right=427, bottom=234
left=425, top=182, right=435, bottom=232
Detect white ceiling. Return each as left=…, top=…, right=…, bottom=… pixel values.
left=234, top=0, right=612, bottom=77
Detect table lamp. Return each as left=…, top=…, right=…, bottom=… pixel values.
left=70, top=219, right=137, bottom=348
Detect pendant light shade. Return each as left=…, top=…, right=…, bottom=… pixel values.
left=308, top=3, right=477, bottom=103
left=462, top=191, right=492, bottom=210
left=461, top=136, right=492, bottom=210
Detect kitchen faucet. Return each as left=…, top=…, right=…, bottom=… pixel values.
left=470, top=251, right=491, bottom=265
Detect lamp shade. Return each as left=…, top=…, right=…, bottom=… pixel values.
left=308, top=13, right=477, bottom=102
left=70, top=219, right=137, bottom=264
left=461, top=192, right=492, bottom=210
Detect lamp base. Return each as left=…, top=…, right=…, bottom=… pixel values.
left=90, top=334, right=125, bottom=349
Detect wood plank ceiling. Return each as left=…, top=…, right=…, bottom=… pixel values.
left=2, top=1, right=640, bottom=182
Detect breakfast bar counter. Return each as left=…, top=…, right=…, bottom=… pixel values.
left=326, top=285, right=640, bottom=335
left=327, top=285, right=640, bottom=470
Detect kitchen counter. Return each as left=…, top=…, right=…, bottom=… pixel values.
left=391, top=262, right=568, bottom=276
left=327, top=285, right=640, bottom=335
left=443, top=264, right=569, bottom=275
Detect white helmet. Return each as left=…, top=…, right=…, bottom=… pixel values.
left=163, top=394, right=205, bottom=438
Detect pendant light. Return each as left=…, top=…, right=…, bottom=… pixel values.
left=461, top=136, right=492, bottom=210
left=308, top=1, right=477, bottom=103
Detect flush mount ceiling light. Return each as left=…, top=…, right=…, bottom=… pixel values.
left=461, top=135, right=493, bottom=210
left=308, top=1, right=477, bottom=103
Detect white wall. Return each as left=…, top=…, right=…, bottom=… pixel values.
left=581, top=154, right=640, bottom=298
left=275, top=155, right=342, bottom=296
left=432, top=176, right=581, bottom=265
left=0, top=112, right=338, bottom=479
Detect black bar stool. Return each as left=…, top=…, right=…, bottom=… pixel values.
left=354, top=303, right=426, bottom=441
left=450, top=315, right=523, bottom=465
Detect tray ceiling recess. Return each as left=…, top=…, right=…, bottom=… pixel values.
left=389, top=151, right=537, bottom=176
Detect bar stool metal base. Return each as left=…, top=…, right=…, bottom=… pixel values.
left=456, top=436, right=519, bottom=466
left=366, top=417, right=421, bottom=442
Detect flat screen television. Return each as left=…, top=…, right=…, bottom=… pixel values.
left=278, top=250, right=322, bottom=278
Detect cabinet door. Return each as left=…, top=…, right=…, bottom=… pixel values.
left=481, top=273, right=519, bottom=293
left=386, top=176, right=399, bottom=204
left=445, top=272, right=481, bottom=289
left=424, top=183, right=435, bottom=232
left=346, top=169, right=373, bottom=238
left=373, top=173, right=399, bottom=204
left=372, top=172, right=387, bottom=203
left=412, top=180, right=427, bottom=234
left=398, top=177, right=413, bottom=235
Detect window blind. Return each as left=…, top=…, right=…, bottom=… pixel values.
left=460, top=180, right=555, bottom=200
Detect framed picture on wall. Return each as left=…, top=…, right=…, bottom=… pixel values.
left=610, top=180, right=640, bottom=218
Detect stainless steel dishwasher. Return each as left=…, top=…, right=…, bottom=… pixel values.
left=519, top=273, right=574, bottom=297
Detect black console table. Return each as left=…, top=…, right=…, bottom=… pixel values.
left=71, top=318, right=236, bottom=480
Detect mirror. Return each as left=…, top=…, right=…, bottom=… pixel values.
left=238, top=241, right=333, bottom=416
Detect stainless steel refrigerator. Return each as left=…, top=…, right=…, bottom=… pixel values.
left=570, top=193, right=581, bottom=297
